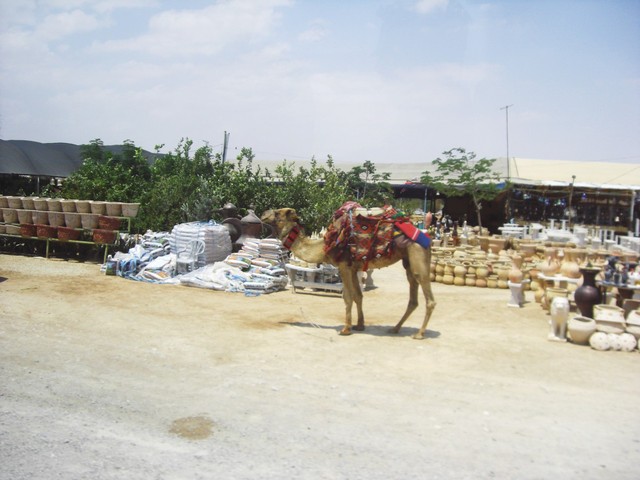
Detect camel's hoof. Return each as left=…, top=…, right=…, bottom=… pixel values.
left=353, top=325, right=365, bottom=332
left=339, top=328, right=352, bottom=336
left=388, top=327, right=400, bottom=335
left=412, top=332, right=425, bottom=340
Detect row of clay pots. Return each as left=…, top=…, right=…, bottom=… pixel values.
left=0, top=196, right=139, bottom=218
left=0, top=209, right=121, bottom=230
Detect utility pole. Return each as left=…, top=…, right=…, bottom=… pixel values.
left=222, top=131, right=230, bottom=164
left=500, top=104, right=513, bottom=176
left=500, top=104, right=514, bottom=220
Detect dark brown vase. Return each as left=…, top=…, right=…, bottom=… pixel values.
left=574, top=267, right=602, bottom=319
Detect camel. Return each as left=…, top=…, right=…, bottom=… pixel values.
left=261, top=207, right=436, bottom=339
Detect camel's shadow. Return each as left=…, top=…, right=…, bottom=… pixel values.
left=282, top=321, right=441, bottom=339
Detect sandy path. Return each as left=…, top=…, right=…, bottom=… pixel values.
left=1, top=254, right=638, bottom=479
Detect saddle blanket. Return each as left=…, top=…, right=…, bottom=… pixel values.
left=323, top=201, right=430, bottom=268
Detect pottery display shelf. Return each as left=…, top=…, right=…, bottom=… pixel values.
left=597, top=281, right=640, bottom=309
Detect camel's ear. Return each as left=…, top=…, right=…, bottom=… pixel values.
left=282, top=208, right=299, bottom=223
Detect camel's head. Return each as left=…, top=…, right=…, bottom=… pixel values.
left=261, top=208, right=300, bottom=236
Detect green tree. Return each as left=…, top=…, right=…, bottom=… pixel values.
left=420, top=148, right=504, bottom=229
left=342, top=160, right=393, bottom=207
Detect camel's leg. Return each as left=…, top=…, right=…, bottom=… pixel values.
left=414, top=276, right=436, bottom=339
left=389, top=264, right=420, bottom=335
left=338, top=265, right=363, bottom=335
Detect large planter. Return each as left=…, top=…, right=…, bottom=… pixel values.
left=48, top=211, right=65, bottom=227
left=93, top=229, right=117, bottom=244
left=2, top=208, right=18, bottom=223
left=574, top=267, right=602, bottom=319
left=17, top=209, right=34, bottom=224
left=57, top=226, right=81, bottom=241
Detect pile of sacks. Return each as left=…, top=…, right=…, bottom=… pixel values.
left=105, top=223, right=289, bottom=296
left=180, top=238, right=289, bottom=295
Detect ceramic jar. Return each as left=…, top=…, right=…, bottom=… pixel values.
left=560, top=248, right=581, bottom=279
left=567, top=316, right=597, bottom=345
left=508, top=254, right=524, bottom=283
left=465, top=274, right=476, bottom=287
left=540, top=247, right=560, bottom=277
left=574, top=267, right=602, bottom=319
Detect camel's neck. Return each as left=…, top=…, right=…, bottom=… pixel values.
left=279, top=223, right=327, bottom=264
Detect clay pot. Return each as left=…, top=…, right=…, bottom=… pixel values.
left=48, top=211, right=65, bottom=227
left=121, top=203, right=140, bottom=218
left=98, top=215, right=122, bottom=230
left=20, top=224, right=37, bottom=237
left=475, top=278, right=487, bottom=288
left=33, top=198, right=49, bottom=211
left=60, top=199, right=77, bottom=212
left=93, top=229, right=117, bottom=244
left=21, top=197, right=35, bottom=209
left=47, top=198, right=62, bottom=211
left=487, top=275, right=498, bottom=288
left=465, top=273, right=476, bottom=287
left=33, top=210, right=49, bottom=225
left=17, top=209, right=34, bottom=224
left=454, top=275, right=465, bottom=286
left=509, top=254, right=524, bottom=283
left=64, top=212, right=82, bottom=228
left=568, top=316, right=597, bottom=345
left=81, top=213, right=100, bottom=229
left=57, top=226, right=81, bottom=241
left=2, top=208, right=18, bottom=223
left=75, top=200, right=91, bottom=213
left=36, top=224, right=57, bottom=238
left=7, top=196, right=23, bottom=208
left=539, top=248, right=560, bottom=277
left=560, top=248, right=581, bottom=279
left=488, top=237, right=507, bottom=254
left=90, top=201, right=106, bottom=215
left=475, top=264, right=489, bottom=279
left=442, top=273, right=454, bottom=285
left=574, top=267, right=602, bottom=319
left=105, top=202, right=123, bottom=216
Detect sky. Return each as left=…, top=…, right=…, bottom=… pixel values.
left=1, top=0, right=639, bottom=165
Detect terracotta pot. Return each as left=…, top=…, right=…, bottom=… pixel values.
left=465, top=273, right=476, bottom=287
left=568, top=316, right=597, bottom=345
left=98, top=215, right=121, bottom=230
left=20, top=224, right=37, bottom=237
left=36, top=224, right=57, bottom=238
left=487, top=275, right=498, bottom=288
left=475, top=278, right=487, bottom=288
left=442, top=273, right=454, bottom=285
left=57, top=226, right=81, bottom=241
left=540, top=248, right=560, bottom=277
left=560, top=249, right=581, bottom=279
left=93, top=229, right=117, bottom=244
left=509, top=254, right=524, bottom=283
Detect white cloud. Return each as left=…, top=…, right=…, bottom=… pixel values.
left=92, top=0, right=293, bottom=57
left=37, top=9, right=100, bottom=40
left=413, top=0, right=449, bottom=15
left=298, top=19, right=328, bottom=42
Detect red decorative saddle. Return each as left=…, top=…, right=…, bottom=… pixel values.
left=323, top=201, right=409, bottom=268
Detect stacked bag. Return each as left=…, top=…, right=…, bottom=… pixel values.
left=170, top=221, right=232, bottom=267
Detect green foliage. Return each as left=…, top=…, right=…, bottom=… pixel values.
left=342, top=160, right=393, bottom=207
left=420, top=148, right=504, bottom=228
left=57, top=138, right=396, bottom=236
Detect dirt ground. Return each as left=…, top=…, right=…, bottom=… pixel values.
left=1, top=253, right=638, bottom=480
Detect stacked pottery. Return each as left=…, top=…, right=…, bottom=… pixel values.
left=453, top=262, right=467, bottom=286
left=442, top=261, right=454, bottom=285
left=559, top=248, right=581, bottom=292
left=496, top=263, right=510, bottom=289
left=475, top=263, right=489, bottom=288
